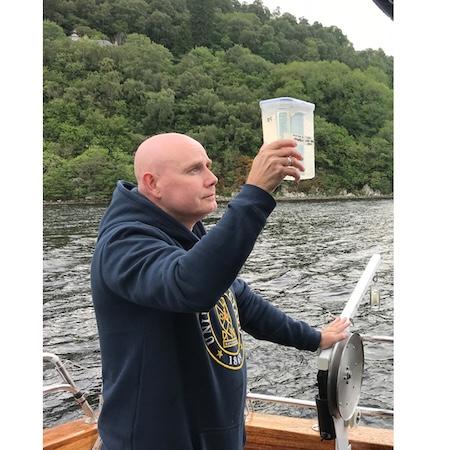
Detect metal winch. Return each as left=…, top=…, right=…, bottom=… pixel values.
left=315, top=254, right=381, bottom=450
left=327, top=332, right=364, bottom=422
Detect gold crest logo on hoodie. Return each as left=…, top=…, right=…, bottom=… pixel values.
left=199, top=289, right=244, bottom=370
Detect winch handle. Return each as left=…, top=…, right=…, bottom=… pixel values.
left=340, top=254, right=381, bottom=321
left=318, top=253, right=381, bottom=371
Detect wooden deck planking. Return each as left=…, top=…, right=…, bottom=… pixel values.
left=43, top=413, right=393, bottom=450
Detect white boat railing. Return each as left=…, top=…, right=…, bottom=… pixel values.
left=43, top=352, right=97, bottom=423
left=360, top=334, right=393, bottom=343
left=246, top=392, right=394, bottom=418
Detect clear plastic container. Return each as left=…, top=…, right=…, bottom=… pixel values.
left=259, top=97, right=315, bottom=180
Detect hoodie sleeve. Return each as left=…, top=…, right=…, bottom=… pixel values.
left=97, top=184, right=276, bottom=313
left=232, top=278, right=321, bottom=352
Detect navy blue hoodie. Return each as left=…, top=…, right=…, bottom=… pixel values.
left=91, top=181, right=321, bottom=450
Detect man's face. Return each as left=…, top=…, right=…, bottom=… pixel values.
left=156, top=143, right=218, bottom=229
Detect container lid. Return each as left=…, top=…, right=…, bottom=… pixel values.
left=259, top=97, right=315, bottom=111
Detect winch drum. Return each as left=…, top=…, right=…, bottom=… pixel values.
left=327, top=333, right=364, bottom=421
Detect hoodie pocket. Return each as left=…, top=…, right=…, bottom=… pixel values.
left=199, top=422, right=244, bottom=450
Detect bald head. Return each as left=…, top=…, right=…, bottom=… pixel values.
left=134, top=133, right=204, bottom=184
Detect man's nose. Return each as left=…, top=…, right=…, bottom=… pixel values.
left=206, top=168, right=218, bottom=186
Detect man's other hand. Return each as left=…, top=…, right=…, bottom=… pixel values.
left=319, top=317, right=351, bottom=349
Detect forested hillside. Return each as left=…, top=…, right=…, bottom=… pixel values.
left=43, top=0, right=393, bottom=200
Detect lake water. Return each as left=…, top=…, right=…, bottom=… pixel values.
left=43, top=198, right=393, bottom=429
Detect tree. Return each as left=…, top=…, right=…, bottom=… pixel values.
left=215, top=12, right=263, bottom=54
left=142, top=89, right=176, bottom=135
left=117, top=34, right=173, bottom=90
left=43, top=20, right=66, bottom=40
left=187, top=0, right=216, bottom=47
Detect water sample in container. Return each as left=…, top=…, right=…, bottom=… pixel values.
left=259, top=97, right=316, bottom=180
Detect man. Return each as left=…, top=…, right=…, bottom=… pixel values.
left=91, top=133, right=349, bottom=450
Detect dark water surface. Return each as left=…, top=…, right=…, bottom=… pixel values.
left=43, top=199, right=393, bottom=429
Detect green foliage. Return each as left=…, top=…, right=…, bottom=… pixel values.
left=44, top=146, right=134, bottom=200
left=142, top=89, right=176, bottom=135
left=43, top=0, right=393, bottom=200
left=272, top=61, right=392, bottom=137
left=43, top=19, right=66, bottom=41
left=187, top=0, right=216, bottom=47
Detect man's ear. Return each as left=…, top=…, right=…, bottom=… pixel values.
left=142, top=172, right=161, bottom=199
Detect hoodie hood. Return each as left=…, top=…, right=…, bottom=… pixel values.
left=98, top=180, right=206, bottom=249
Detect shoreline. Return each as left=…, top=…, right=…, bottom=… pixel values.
left=43, top=194, right=393, bottom=206
left=271, top=194, right=392, bottom=203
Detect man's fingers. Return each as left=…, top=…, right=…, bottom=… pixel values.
left=291, top=158, right=304, bottom=170
left=320, top=317, right=352, bottom=348
left=270, top=147, right=304, bottom=160
left=276, top=156, right=304, bottom=171
left=265, top=139, right=297, bottom=150
left=336, top=317, right=351, bottom=327
left=338, top=317, right=351, bottom=326
left=328, top=317, right=349, bottom=327
left=262, top=140, right=304, bottom=160
left=334, top=321, right=351, bottom=333
left=339, top=328, right=350, bottom=338
left=283, top=167, right=302, bottom=182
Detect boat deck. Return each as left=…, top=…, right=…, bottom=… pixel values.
left=43, top=412, right=393, bottom=450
